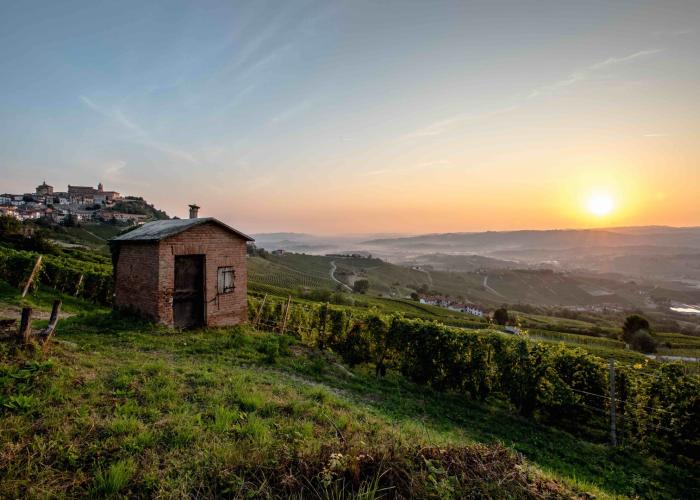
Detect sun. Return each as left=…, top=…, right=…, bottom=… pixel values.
left=586, top=193, right=615, bottom=217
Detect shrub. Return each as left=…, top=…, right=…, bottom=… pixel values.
left=493, top=307, right=509, bottom=326
left=630, top=330, right=657, bottom=353
left=621, top=314, right=651, bottom=343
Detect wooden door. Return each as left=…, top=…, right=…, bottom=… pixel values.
left=173, top=255, right=205, bottom=328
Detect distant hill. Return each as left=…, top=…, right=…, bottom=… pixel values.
left=403, top=253, right=522, bottom=272
left=360, top=226, right=700, bottom=282
left=363, top=226, right=700, bottom=252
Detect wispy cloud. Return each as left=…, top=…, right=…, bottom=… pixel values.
left=527, top=49, right=662, bottom=99
left=644, top=133, right=669, bottom=137
left=269, top=99, right=311, bottom=125
left=399, top=106, right=518, bottom=141
left=102, top=160, right=126, bottom=182
left=80, top=96, right=199, bottom=164
left=363, top=159, right=453, bottom=176
left=398, top=48, right=662, bottom=143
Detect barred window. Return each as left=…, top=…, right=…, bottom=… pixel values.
left=217, top=266, right=235, bottom=294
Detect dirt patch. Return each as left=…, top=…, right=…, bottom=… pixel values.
left=0, top=305, right=74, bottom=321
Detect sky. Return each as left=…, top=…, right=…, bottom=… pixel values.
left=0, top=0, right=699, bottom=234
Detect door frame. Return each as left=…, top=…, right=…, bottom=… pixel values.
left=172, top=254, right=207, bottom=328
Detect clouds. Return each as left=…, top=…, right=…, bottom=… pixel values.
left=102, top=160, right=126, bottom=182
left=399, top=48, right=663, bottom=142
left=399, top=106, right=519, bottom=141
left=79, top=96, right=199, bottom=165
left=527, top=49, right=662, bottom=100
left=363, top=159, right=452, bottom=177
left=268, top=99, right=311, bottom=126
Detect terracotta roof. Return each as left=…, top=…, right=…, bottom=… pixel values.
left=111, top=217, right=254, bottom=242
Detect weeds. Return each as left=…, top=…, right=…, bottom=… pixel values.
left=92, top=459, right=136, bottom=496
left=0, top=303, right=696, bottom=498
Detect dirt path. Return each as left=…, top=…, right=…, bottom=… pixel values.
left=483, top=276, right=504, bottom=297
left=645, top=354, right=700, bottom=363
left=0, top=304, right=74, bottom=320
left=329, top=260, right=352, bottom=292
left=83, top=228, right=106, bottom=241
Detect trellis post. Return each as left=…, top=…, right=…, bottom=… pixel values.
left=18, top=307, right=32, bottom=345
left=21, top=255, right=43, bottom=297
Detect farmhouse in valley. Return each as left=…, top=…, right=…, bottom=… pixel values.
left=110, top=204, right=253, bottom=328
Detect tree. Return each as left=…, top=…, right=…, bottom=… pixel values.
left=493, top=307, right=509, bottom=326
left=630, top=329, right=657, bottom=353
left=621, top=314, right=650, bottom=343
left=410, top=292, right=419, bottom=301
left=64, top=213, right=79, bottom=227
left=0, top=214, right=21, bottom=235
left=353, top=279, right=370, bottom=294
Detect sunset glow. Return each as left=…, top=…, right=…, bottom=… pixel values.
left=0, top=2, right=698, bottom=233
left=586, top=193, right=615, bottom=217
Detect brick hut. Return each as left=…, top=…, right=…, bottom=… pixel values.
left=110, top=205, right=254, bottom=328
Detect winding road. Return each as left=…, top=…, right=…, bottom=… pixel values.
left=483, top=275, right=504, bottom=297
left=329, top=260, right=352, bottom=292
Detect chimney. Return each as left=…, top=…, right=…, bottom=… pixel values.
left=188, top=204, right=200, bottom=219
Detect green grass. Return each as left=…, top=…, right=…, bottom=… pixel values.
left=1, top=287, right=697, bottom=498
left=0, top=279, right=107, bottom=316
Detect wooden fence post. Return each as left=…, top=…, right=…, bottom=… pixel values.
left=279, top=296, right=292, bottom=333
left=40, top=300, right=62, bottom=350
left=253, top=294, right=267, bottom=328
left=74, top=274, right=84, bottom=296
left=21, top=255, right=43, bottom=297
left=18, top=307, right=33, bottom=345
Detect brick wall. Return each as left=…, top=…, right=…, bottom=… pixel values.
left=113, top=221, right=249, bottom=327
left=113, top=242, right=160, bottom=321
left=157, top=222, right=249, bottom=327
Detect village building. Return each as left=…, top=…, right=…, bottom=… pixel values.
left=110, top=205, right=253, bottom=328
left=68, top=182, right=121, bottom=203
left=98, top=210, right=149, bottom=224
left=418, top=294, right=485, bottom=317
left=16, top=207, right=43, bottom=220
left=35, top=181, right=54, bottom=196
left=0, top=205, right=17, bottom=218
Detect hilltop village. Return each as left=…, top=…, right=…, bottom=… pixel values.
left=0, top=181, right=159, bottom=225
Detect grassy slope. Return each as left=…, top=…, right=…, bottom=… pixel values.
left=36, top=223, right=126, bottom=256
left=1, top=288, right=697, bottom=498
left=250, top=253, right=606, bottom=307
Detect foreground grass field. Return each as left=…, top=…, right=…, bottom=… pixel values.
left=1, top=290, right=698, bottom=498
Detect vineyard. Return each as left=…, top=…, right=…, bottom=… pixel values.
left=1, top=241, right=697, bottom=363
left=527, top=328, right=626, bottom=348
left=0, top=246, right=112, bottom=304
left=248, top=255, right=335, bottom=290
left=0, top=247, right=698, bottom=496
left=247, top=294, right=700, bottom=463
